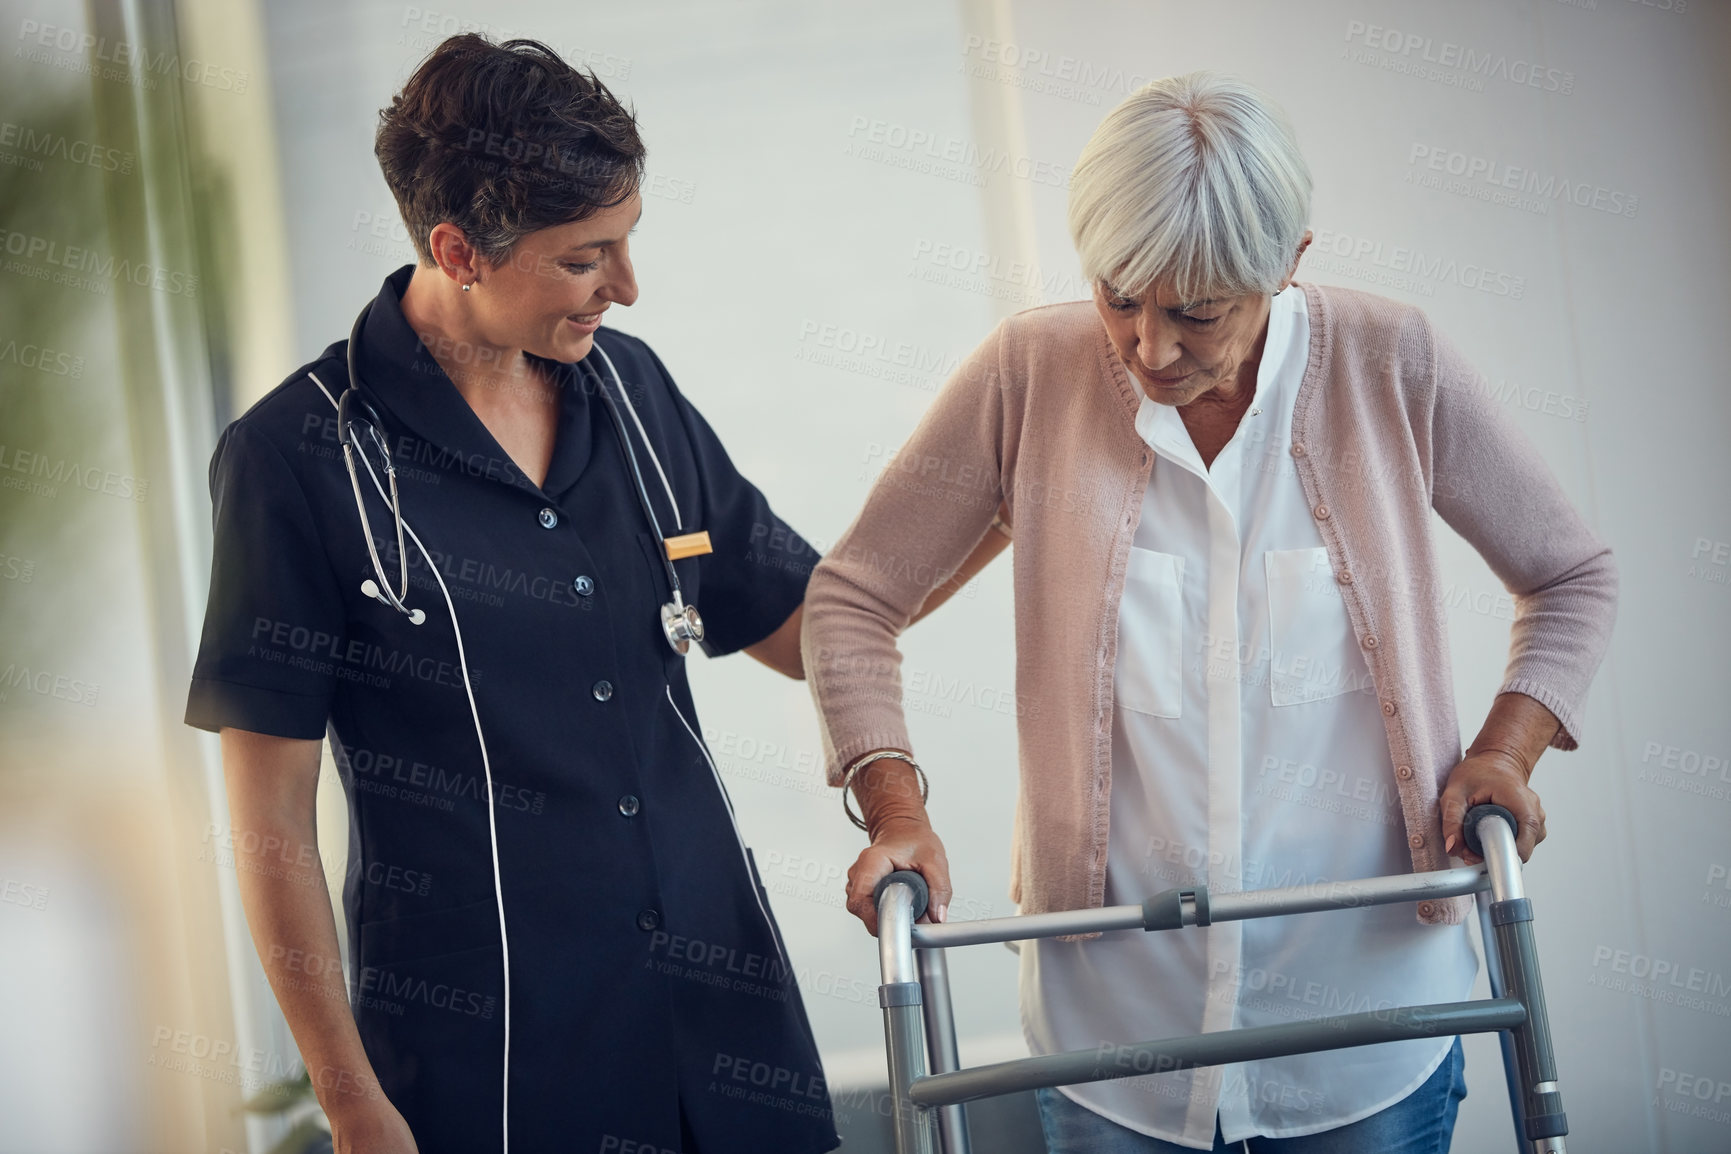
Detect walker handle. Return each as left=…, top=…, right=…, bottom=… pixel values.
left=874, top=870, right=930, bottom=922
left=1461, top=803, right=1518, bottom=858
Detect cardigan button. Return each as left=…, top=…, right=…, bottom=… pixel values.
left=1396, top=764, right=1414, bottom=780
left=1362, top=634, right=1379, bottom=649
left=1313, top=504, right=1330, bottom=520
left=1382, top=699, right=1398, bottom=716
left=1337, top=569, right=1354, bottom=584
left=1417, top=901, right=1436, bottom=918
left=1291, top=443, right=1306, bottom=457
left=1408, top=833, right=1426, bottom=849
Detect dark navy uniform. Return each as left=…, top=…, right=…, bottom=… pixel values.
left=185, top=265, right=839, bottom=1154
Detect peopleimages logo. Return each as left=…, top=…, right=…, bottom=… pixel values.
left=1342, top=20, right=1575, bottom=95
left=1307, top=228, right=1526, bottom=300
left=1408, top=144, right=1638, bottom=219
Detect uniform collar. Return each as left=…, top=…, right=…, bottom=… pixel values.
left=353, top=264, right=595, bottom=500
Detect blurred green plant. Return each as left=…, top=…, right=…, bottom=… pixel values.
left=237, top=1070, right=334, bottom=1154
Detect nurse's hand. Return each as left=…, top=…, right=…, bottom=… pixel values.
left=845, top=815, right=953, bottom=937
left=330, top=1097, right=419, bottom=1154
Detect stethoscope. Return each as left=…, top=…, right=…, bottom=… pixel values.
left=335, top=300, right=705, bottom=653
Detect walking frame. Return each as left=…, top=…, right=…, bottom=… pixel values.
left=870, top=804, right=1568, bottom=1153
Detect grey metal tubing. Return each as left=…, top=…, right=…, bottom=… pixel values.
left=1472, top=809, right=1568, bottom=1153
left=1477, top=889, right=1532, bottom=1154
left=880, top=884, right=921, bottom=985
left=1477, top=811, right=1526, bottom=903
left=878, top=881, right=936, bottom=1154
left=911, top=904, right=1149, bottom=948
left=917, top=948, right=970, bottom=1154
left=882, top=1001, right=936, bottom=1154
left=1207, top=867, right=1487, bottom=922
left=910, top=866, right=1488, bottom=949
left=908, top=998, right=1527, bottom=1108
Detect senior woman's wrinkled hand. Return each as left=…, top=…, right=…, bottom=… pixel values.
left=1439, top=750, right=1548, bottom=866
left=844, top=816, right=954, bottom=937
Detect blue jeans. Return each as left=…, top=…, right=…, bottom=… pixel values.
left=1036, top=1038, right=1466, bottom=1153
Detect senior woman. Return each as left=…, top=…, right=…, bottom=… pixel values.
left=801, top=72, right=1616, bottom=1152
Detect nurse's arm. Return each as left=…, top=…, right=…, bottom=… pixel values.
left=744, top=502, right=1012, bottom=679
left=219, top=728, right=419, bottom=1153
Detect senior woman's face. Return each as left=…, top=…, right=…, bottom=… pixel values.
left=476, top=190, right=642, bottom=363
left=1093, top=279, right=1273, bottom=409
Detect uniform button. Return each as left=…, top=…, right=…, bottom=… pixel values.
left=1396, top=764, right=1414, bottom=780
left=636, top=909, right=660, bottom=932
left=1408, top=833, right=1426, bottom=849
left=1382, top=699, right=1398, bottom=716
left=618, top=794, right=640, bottom=817
left=1362, top=633, right=1379, bottom=649
left=1337, top=569, right=1354, bottom=584
left=573, top=574, right=595, bottom=596
left=537, top=507, right=559, bottom=530
left=1313, top=503, right=1330, bottom=520
left=1291, top=443, right=1306, bottom=457
left=592, top=680, right=614, bottom=702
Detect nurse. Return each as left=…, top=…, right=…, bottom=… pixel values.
left=183, top=33, right=999, bottom=1154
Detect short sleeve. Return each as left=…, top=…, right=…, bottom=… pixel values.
left=184, top=420, right=348, bottom=738
left=645, top=349, right=817, bottom=658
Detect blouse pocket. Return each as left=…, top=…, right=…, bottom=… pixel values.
left=1114, top=547, right=1185, bottom=719
left=1265, top=546, right=1362, bottom=707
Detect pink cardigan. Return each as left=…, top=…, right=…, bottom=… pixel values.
left=800, top=283, right=1617, bottom=926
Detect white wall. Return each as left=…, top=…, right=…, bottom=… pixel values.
left=259, top=1, right=1731, bottom=1150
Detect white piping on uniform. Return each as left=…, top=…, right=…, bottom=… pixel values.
left=310, top=369, right=514, bottom=1152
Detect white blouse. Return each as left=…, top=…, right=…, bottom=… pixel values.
left=1019, top=286, right=1479, bottom=1146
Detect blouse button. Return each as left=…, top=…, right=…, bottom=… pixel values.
left=1396, top=764, right=1414, bottom=780
left=1313, top=504, right=1330, bottom=520
left=1362, top=633, right=1379, bottom=649
left=538, top=507, right=560, bottom=530
left=573, top=574, right=595, bottom=596
left=618, top=794, right=640, bottom=817
left=1382, top=699, right=1398, bottom=716
left=1408, top=833, right=1426, bottom=849
left=592, top=680, right=614, bottom=702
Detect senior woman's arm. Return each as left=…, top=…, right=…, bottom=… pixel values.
left=802, top=324, right=1012, bottom=933
left=1424, top=319, right=1619, bottom=863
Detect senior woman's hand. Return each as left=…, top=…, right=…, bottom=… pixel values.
left=1439, top=750, right=1547, bottom=865
left=840, top=752, right=954, bottom=936
left=1439, top=691, right=1560, bottom=864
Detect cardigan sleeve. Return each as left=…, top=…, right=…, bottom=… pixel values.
left=1425, top=318, right=1618, bottom=750
left=801, top=321, right=1010, bottom=783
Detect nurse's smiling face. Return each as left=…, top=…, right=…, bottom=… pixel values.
left=476, top=190, right=643, bottom=363
left=410, top=189, right=643, bottom=375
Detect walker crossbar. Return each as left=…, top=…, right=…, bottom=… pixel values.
left=906, top=865, right=1491, bottom=949
left=869, top=806, right=1569, bottom=1154
left=910, top=998, right=1526, bottom=1106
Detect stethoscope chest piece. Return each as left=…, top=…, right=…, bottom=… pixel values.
left=661, top=592, right=704, bottom=654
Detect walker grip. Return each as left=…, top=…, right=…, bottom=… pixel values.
left=874, top=870, right=930, bottom=921
left=1461, top=803, right=1518, bottom=858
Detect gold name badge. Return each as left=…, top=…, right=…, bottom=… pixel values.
left=663, top=531, right=712, bottom=560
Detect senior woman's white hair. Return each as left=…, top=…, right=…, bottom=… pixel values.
left=1067, top=71, right=1312, bottom=304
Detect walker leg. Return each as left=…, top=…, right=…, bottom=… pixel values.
left=877, top=874, right=937, bottom=1154
left=1475, top=812, right=1568, bottom=1154
left=1477, top=889, right=1532, bottom=1154
left=918, top=948, right=971, bottom=1154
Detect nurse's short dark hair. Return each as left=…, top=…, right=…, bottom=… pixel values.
left=376, top=33, right=646, bottom=268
